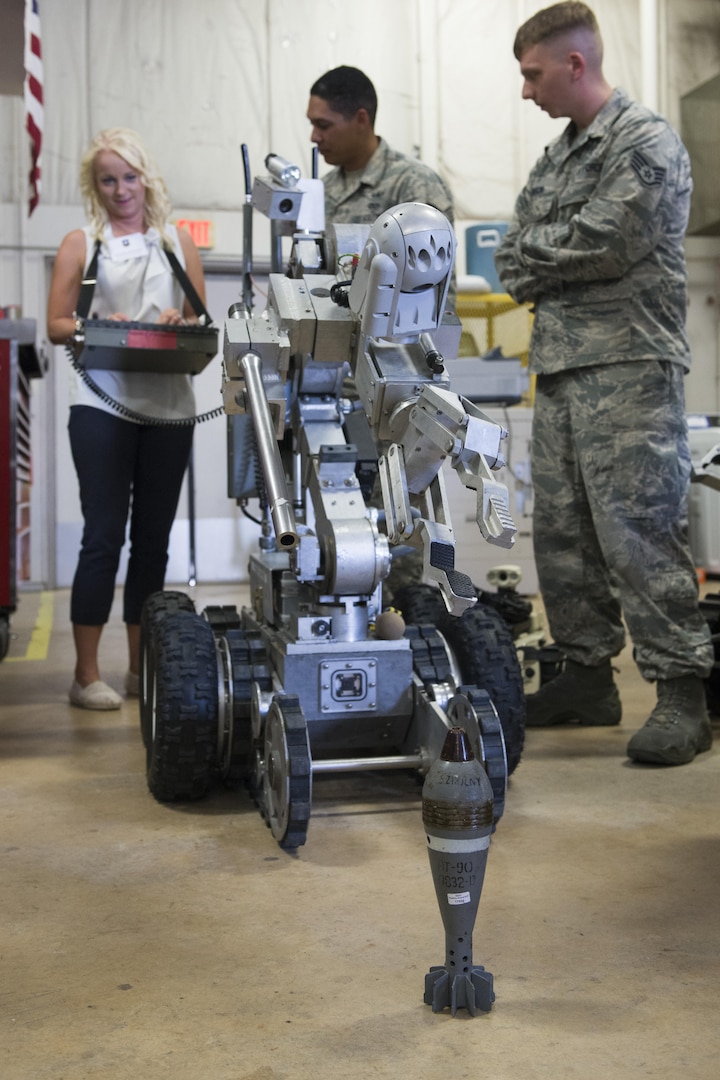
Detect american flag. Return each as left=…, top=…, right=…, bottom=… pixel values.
left=24, top=0, right=43, bottom=216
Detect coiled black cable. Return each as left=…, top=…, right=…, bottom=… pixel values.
left=66, top=342, right=225, bottom=427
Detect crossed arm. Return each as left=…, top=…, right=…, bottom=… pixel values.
left=495, top=120, right=685, bottom=304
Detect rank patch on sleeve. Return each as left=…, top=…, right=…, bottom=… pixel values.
left=631, top=150, right=666, bottom=187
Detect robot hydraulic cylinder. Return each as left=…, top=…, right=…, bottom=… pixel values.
left=240, top=350, right=299, bottom=551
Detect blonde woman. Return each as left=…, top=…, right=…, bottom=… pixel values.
left=47, top=128, right=207, bottom=710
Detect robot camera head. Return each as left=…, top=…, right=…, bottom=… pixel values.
left=369, top=202, right=454, bottom=293
left=349, top=202, right=456, bottom=340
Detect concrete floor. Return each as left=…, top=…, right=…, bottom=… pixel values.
left=1, top=583, right=719, bottom=1080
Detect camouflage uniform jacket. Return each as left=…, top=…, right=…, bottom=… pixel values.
left=495, top=89, right=692, bottom=375
left=322, top=137, right=454, bottom=226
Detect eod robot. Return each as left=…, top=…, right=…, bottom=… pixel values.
left=141, top=188, right=525, bottom=851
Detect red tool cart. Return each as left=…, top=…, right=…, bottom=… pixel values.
left=0, top=319, right=42, bottom=660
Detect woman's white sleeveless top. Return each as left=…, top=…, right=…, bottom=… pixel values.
left=71, top=223, right=196, bottom=421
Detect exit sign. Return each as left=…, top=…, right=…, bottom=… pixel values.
left=174, top=218, right=215, bottom=249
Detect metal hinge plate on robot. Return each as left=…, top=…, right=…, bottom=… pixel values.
left=303, top=274, right=356, bottom=362
left=223, top=315, right=291, bottom=378
left=318, top=657, right=378, bottom=712
left=271, top=273, right=355, bottom=362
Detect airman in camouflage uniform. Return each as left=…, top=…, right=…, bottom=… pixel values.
left=495, top=2, right=713, bottom=766
left=308, top=66, right=454, bottom=229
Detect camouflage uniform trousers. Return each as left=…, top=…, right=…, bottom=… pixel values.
left=531, top=359, right=713, bottom=682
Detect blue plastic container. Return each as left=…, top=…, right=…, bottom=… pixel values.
left=465, top=222, right=509, bottom=292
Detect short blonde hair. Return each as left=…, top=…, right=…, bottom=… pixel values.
left=79, top=127, right=172, bottom=240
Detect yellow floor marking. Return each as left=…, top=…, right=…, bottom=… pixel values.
left=5, top=590, right=54, bottom=662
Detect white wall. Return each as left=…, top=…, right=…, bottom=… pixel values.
left=1, top=0, right=718, bottom=588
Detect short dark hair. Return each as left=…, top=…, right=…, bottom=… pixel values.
left=309, top=66, right=378, bottom=126
left=513, top=2, right=600, bottom=60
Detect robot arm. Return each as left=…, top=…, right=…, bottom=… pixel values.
left=222, top=183, right=515, bottom=619
left=349, top=203, right=516, bottom=615
left=382, top=382, right=516, bottom=546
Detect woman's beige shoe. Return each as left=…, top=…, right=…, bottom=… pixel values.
left=69, top=679, right=122, bottom=710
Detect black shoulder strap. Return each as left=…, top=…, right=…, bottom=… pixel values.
left=163, top=243, right=213, bottom=326
left=75, top=239, right=101, bottom=320
left=75, top=235, right=213, bottom=327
